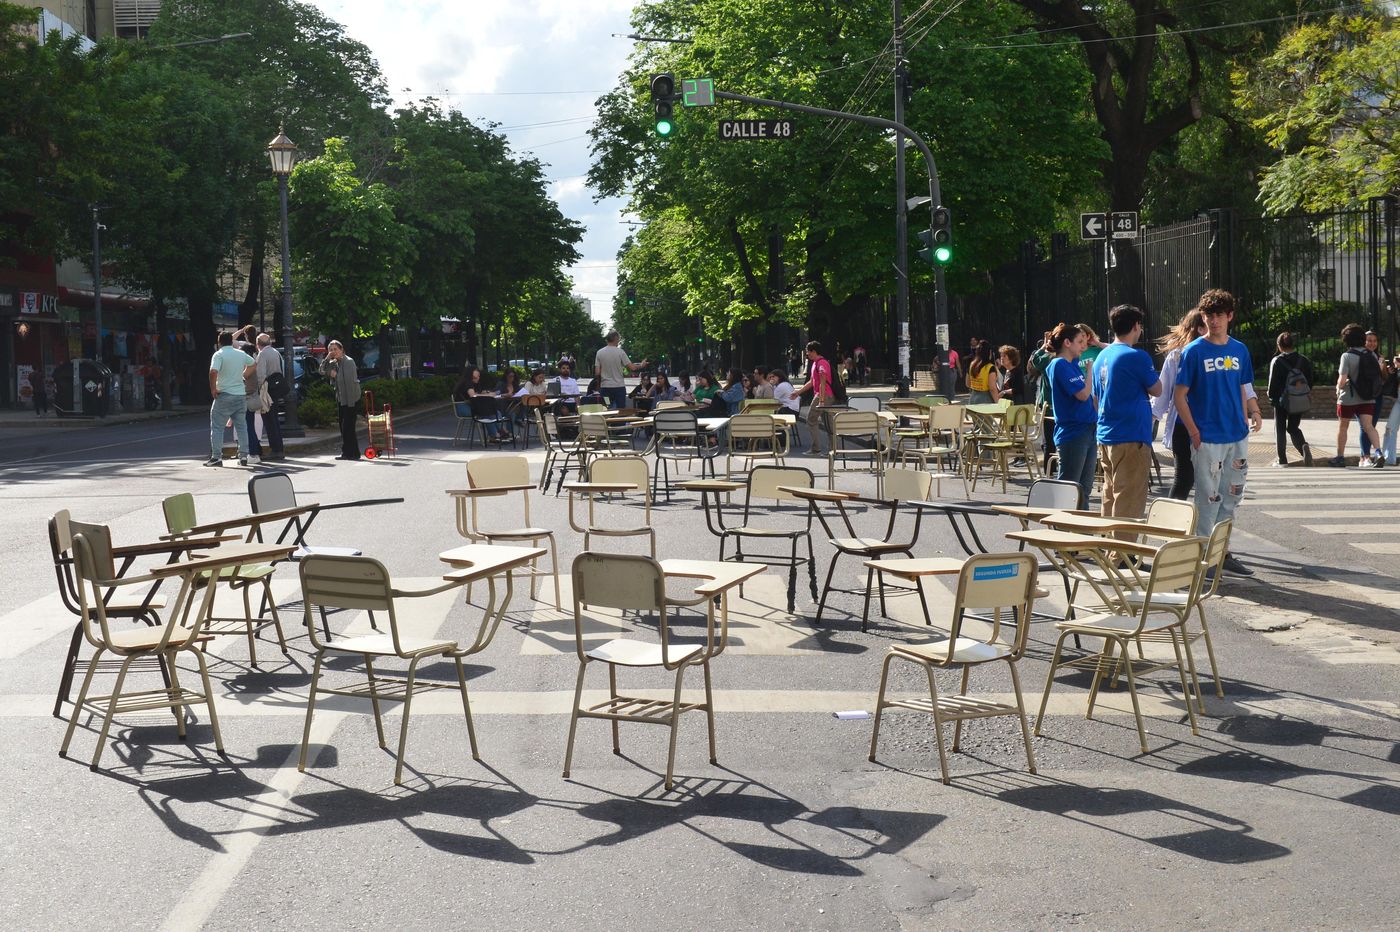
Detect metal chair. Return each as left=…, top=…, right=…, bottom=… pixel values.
left=569, top=456, right=656, bottom=557
left=651, top=409, right=719, bottom=501
left=296, top=554, right=478, bottom=785
left=725, top=412, right=788, bottom=478
left=715, top=465, right=820, bottom=614
left=469, top=395, right=515, bottom=447
left=827, top=410, right=885, bottom=493
left=451, top=400, right=476, bottom=448
left=536, top=406, right=584, bottom=494
left=869, top=551, right=1040, bottom=784
left=451, top=455, right=561, bottom=608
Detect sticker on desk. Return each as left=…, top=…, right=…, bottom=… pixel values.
left=972, top=563, right=1020, bottom=581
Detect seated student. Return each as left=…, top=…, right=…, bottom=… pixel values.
left=629, top=373, right=654, bottom=401
left=751, top=366, right=775, bottom=399
left=555, top=361, right=580, bottom=414
left=707, top=368, right=746, bottom=417
left=769, top=369, right=799, bottom=413
left=652, top=373, right=678, bottom=402
left=579, top=376, right=605, bottom=407
left=459, top=365, right=510, bottom=441
left=675, top=373, right=696, bottom=403
left=693, top=371, right=719, bottom=406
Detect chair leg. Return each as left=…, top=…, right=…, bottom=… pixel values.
left=814, top=551, right=841, bottom=624
left=164, top=650, right=187, bottom=739
left=53, top=623, right=86, bottom=718
left=868, top=652, right=896, bottom=762
left=364, top=656, right=387, bottom=748
left=1034, top=633, right=1070, bottom=736
left=455, top=656, right=480, bottom=760
left=1169, top=628, right=1200, bottom=735
left=923, top=661, right=951, bottom=785
left=1007, top=660, right=1037, bottom=774
left=807, top=535, right=819, bottom=602
left=860, top=567, right=875, bottom=632
left=90, top=654, right=136, bottom=770
left=702, top=661, right=718, bottom=764
left=664, top=664, right=688, bottom=791
left=548, top=535, right=562, bottom=610
left=392, top=656, right=424, bottom=786
left=951, top=664, right=972, bottom=752
left=265, top=580, right=288, bottom=654
left=1196, top=604, right=1224, bottom=698
left=608, top=664, right=621, bottom=755
left=915, top=578, right=933, bottom=627
left=298, top=651, right=325, bottom=772
left=786, top=537, right=798, bottom=614
left=60, top=647, right=105, bottom=757
left=1118, top=642, right=1150, bottom=753
left=242, top=585, right=259, bottom=669
left=1086, top=637, right=1115, bottom=720
left=190, top=646, right=225, bottom=754
left=562, top=661, right=587, bottom=778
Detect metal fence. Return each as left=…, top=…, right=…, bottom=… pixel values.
left=930, top=196, right=1399, bottom=379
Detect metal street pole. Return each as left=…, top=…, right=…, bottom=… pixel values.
left=711, top=88, right=948, bottom=396
left=91, top=206, right=102, bottom=365
left=277, top=173, right=303, bottom=435
left=892, top=0, right=910, bottom=392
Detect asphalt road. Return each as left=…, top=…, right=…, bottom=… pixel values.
left=2, top=409, right=1398, bottom=930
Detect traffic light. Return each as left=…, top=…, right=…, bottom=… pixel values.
left=917, top=206, right=953, bottom=265
left=651, top=73, right=675, bottom=136
left=625, top=286, right=637, bottom=306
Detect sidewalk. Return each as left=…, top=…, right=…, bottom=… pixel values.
left=0, top=404, right=208, bottom=429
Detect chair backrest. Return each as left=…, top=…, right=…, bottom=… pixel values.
left=522, top=394, right=547, bottom=409
left=49, top=510, right=80, bottom=613
left=655, top=400, right=689, bottom=411
left=579, top=413, right=612, bottom=441
left=653, top=410, right=698, bottom=435
left=728, top=413, right=778, bottom=441
left=916, top=395, right=948, bottom=408
left=741, top=398, right=780, bottom=413
left=453, top=400, right=473, bottom=419
left=163, top=492, right=197, bottom=536
left=1199, top=519, right=1232, bottom=598
left=299, top=554, right=403, bottom=652
left=589, top=455, right=650, bottom=493
left=747, top=464, right=814, bottom=504
left=949, top=551, right=1039, bottom=659
left=1027, top=478, right=1081, bottom=510
left=881, top=467, right=933, bottom=502
left=1005, top=403, right=1034, bottom=430
left=578, top=403, right=608, bottom=415
left=572, top=551, right=664, bottom=613
left=249, top=471, right=297, bottom=513
left=69, top=524, right=119, bottom=646
left=468, top=395, right=500, bottom=419
left=1145, top=497, right=1197, bottom=534
left=848, top=396, right=881, bottom=413
left=930, top=404, right=963, bottom=432
left=467, top=454, right=529, bottom=490
left=885, top=399, right=922, bottom=415
left=1137, top=538, right=1206, bottom=626
left=830, top=410, right=880, bottom=437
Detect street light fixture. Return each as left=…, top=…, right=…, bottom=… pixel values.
left=266, top=126, right=303, bottom=435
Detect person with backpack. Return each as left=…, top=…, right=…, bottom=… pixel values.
left=794, top=340, right=837, bottom=455
left=1266, top=331, right=1314, bottom=467
left=1330, top=323, right=1384, bottom=468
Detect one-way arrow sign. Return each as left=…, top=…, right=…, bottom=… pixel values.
left=1080, top=212, right=1106, bottom=240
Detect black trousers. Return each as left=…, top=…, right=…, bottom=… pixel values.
left=338, top=404, right=360, bottom=459
left=1274, top=406, right=1306, bottom=463
left=1169, top=418, right=1194, bottom=500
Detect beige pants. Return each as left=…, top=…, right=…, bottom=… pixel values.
left=1099, top=441, right=1151, bottom=538
left=805, top=398, right=831, bottom=452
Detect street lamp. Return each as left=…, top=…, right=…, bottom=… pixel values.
left=266, top=126, right=303, bottom=435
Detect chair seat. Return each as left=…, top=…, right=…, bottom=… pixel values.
left=108, top=625, right=200, bottom=652
left=892, top=637, right=1011, bottom=664
left=1055, top=611, right=1179, bottom=636
left=725, top=526, right=805, bottom=539
left=200, top=563, right=276, bottom=582
left=483, top=527, right=554, bottom=540
left=831, top=537, right=908, bottom=554
left=292, top=545, right=363, bottom=561
left=587, top=525, right=652, bottom=537
left=322, top=634, right=458, bottom=657
left=587, top=638, right=702, bottom=667
left=1122, top=590, right=1189, bottom=606
left=103, top=594, right=168, bottom=614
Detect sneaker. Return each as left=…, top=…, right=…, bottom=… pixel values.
left=1270, top=460, right=1288, bottom=467
left=1221, top=553, right=1254, bottom=578
left=1302, top=444, right=1314, bottom=467
left=238, top=455, right=248, bottom=466
left=202, top=457, right=222, bottom=467
left=1373, top=457, right=1385, bottom=469
left=247, top=455, right=261, bottom=465
left=1327, top=456, right=1346, bottom=468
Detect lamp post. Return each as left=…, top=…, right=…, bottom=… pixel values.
left=266, top=126, right=303, bottom=435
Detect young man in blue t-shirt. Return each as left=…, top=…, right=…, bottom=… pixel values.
left=1173, top=289, right=1263, bottom=576
left=1093, top=305, right=1162, bottom=531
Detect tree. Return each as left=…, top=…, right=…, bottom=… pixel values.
left=1234, top=4, right=1398, bottom=213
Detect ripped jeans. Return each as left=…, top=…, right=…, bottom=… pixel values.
left=1191, top=439, right=1248, bottom=538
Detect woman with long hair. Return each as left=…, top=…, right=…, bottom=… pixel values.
left=1047, top=323, right=1098, bottom=506
left=1152, top=309, right=1206, bottom=498
left=992, top=345, right=1027, bottom=404
left=966, top=340, right=996, bottom=404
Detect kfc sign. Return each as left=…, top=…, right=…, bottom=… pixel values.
left=20, top=292, right=58, bottom=315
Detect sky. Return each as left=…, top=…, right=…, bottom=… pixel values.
left=306, top=0, right=638, bottom=328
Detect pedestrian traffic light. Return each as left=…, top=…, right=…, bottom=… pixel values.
left=625, top=286, right=637, bottom=306
left=651, top=73, right=675, bottom=136
left=917, top=206, right=953, bottom=265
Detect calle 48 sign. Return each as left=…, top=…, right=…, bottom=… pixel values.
left=718, top=119, right=795, bottom=140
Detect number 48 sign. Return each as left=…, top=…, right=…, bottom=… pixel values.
left=1110, top=211, right=1139, bottom=239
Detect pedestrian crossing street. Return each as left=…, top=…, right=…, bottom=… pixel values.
left=1241, top=466, right=1400, bottom=553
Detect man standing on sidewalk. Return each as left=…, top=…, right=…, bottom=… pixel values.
left=205, top=331, right=255, bottom=467
left=1173, top=289, right=1263, bottom=576
left=326, top=340, right=361, bottom=461
left=254, top=333, right=286, bottom=461
left=1094, top=305, right=1162, bottom=531
left=594, top=330, right=649, bottom=410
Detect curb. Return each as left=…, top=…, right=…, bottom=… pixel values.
left=221, top=402, right=448, bottom=460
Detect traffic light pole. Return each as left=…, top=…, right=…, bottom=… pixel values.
left=712, top=88, right=948, bottom=396
left=892, top=0, right=909, bottom=391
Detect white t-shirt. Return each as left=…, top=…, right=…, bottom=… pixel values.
left=773, top=380, right=799, bottom=412
left=210, top=346, right=249, bottom=395
left=558, top=375, right=579, bottom=397
left=595, top=344, right=631, bottom=388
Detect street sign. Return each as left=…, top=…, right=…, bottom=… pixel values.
left=682, top=78, right=714, bottom=107
left=1110, top=211, right=1139, bottom=239
left=1080, top=212, right=1106, bottom=240
left=936, top=324, right=950, bottom=347
left=718, top=119, right=795, bottom=140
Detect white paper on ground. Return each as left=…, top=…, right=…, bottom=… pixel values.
left=833, top=710, right=871, bottom=720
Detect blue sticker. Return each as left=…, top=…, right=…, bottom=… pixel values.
left=972, top=563, right=1019, bottom=581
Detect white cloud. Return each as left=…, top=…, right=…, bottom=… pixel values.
left=307, top=0, right=635, bottom=314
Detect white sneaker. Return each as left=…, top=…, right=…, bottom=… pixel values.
left=247, top=455, right=261, bottom=465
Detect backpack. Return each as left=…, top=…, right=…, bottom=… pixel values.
left=1282, top=355, right=1311, bottom=414
left=829, top=366, right=848, bottom=403
left=264, top=369, right=290, bottom=401
left=1349, top=349, right=1381, bottom=402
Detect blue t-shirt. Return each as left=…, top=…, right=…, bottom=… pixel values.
left=209, top=346, right=249, bottom=396
left=1175, top=336, right=1252, bottom=444
left=1093, top=342, right=1160, bottom=444
left=1048, top=356, right=1096, bottom=445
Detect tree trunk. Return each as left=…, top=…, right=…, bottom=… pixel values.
left=188, top=286, right=217, bottom=404
left=239, top=229, right=265, bottom=329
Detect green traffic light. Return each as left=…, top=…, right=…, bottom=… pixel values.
left=656, top=119, right=673, bottom=136
left=934, top=245, right=952, bottom=264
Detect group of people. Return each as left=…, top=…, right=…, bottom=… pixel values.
left=205, top=325, right=292, bottom=466
left=1033, top=292, right=1259, bottom=577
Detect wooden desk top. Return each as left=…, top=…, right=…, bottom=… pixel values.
left=113, top=534, right=240, bottom=557
left=177, top=503, right=318, bottom=536
left=659, top=559, right=767, bottom=596
left=863, top=556, right=966, bottom=578
left=1042, top=512, right=1194, bottom=538
left=446, top=484, right=535, bottom=497
left=676, top=479, right=744, bottom=492
left=152, top=542, right=295, bottom=577
left=1006, top=529, right=1157, bottom=557
left=778, top=486, right=859, bottom=502
left=562, top=481, right=637, bottom=493
left=991, top=504, right=1058, bottom=521
left=438, top=543, right=548, bottom=581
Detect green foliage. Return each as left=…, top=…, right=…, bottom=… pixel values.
left=1235, top=299, right=1366, bottom=380
left=297, top=375, right=455, bottom=428
left=296, top=395, right=337, bottom=428
left=1234, top=3, right=1398, bottom=213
